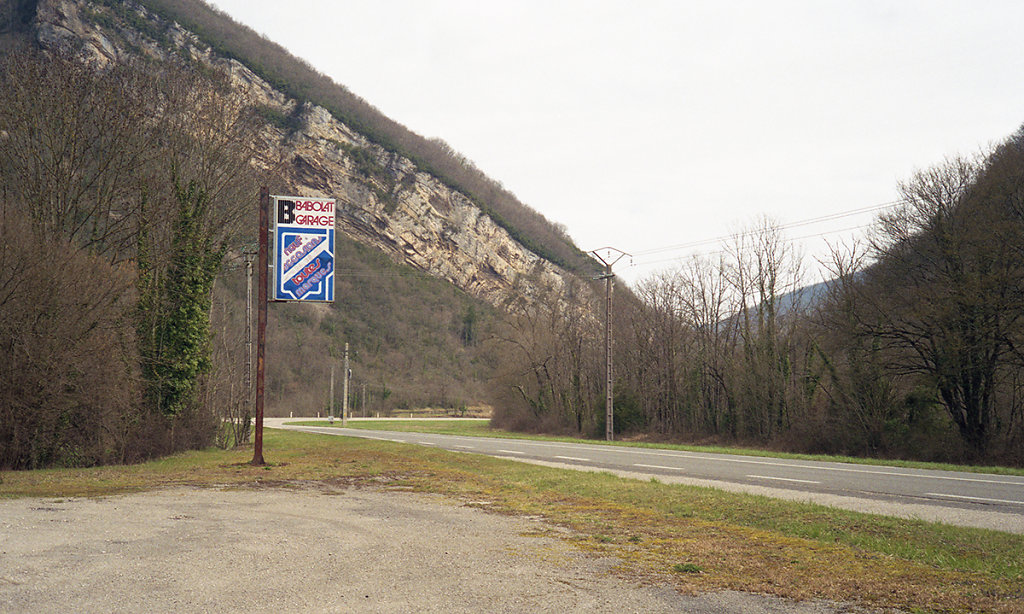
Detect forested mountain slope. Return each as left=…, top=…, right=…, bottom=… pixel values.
left=1, top=0, right=602, bottom=419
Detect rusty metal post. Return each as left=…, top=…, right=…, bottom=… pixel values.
left=251, top=187, right=269, bottom=465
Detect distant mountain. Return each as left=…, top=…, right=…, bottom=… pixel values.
left=777, top=279, right=830, bottom=315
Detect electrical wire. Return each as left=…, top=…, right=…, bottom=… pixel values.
left=228, top=200, right=905, bottom=281
left=629, top=199, right=903, bottom=258
left=627, top=222, right=877, bottom=269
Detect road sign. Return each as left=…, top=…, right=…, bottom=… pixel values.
left=273, top=195, right=335, bottom=302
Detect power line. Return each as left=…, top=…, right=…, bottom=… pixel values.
left=630, top=199, right=903, bottom=258
left=627, top=222, right=876, bottom=269
left=237, top=199, right=904, bottom=283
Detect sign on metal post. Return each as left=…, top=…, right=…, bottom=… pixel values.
left=273, top=195, right=336, bottom=302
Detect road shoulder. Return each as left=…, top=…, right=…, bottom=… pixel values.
left=0, top=485, right=876, bottom=613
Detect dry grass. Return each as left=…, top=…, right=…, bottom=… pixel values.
left=2, top=429, right=1022, bottom=613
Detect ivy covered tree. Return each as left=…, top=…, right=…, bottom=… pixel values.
left=139, top=180, right=226, bottom=415
left=134, top=68, right=263, bottom=421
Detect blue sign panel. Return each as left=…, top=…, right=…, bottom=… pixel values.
left=273, top=196, right=335, bottom=302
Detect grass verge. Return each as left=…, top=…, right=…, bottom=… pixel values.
left=299, top=418, right=1024, bottom=476
left=2, top=429, right=1022, bottom=613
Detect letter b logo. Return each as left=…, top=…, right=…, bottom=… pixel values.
left=277, top=200, right=295, bottom=224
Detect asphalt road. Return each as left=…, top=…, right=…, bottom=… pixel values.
left=266, top=418, right=1024, bottom=534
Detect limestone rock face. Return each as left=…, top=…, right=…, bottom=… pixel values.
left=34, top=0, right=119, bottom=65
left=32, top=0, right=575, bottom=308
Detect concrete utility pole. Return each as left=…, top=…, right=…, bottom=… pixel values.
left=329, top=365, right=335, bottom=423
left=589, top=247, right=630, bottom=442
left=342, top=342, right=350, bottom=426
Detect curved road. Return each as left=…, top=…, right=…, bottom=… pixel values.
left=266, top=418, right=1024, bottom=534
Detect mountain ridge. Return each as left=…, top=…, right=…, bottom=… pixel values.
left=19, top=0, right=595, bottom=310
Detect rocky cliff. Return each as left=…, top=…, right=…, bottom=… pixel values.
left=30, top=0, right=576, bottom=307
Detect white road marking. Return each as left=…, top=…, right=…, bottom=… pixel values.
left=554, top=455, right=590, bottom=462
left=925, top=493, right=1024, bottom=506
left=747, top=475, right=820, bottom=485
left=634, top=463, right=684, bottom=471
left=640, top=450, right=1023, bottom=486
left=497, top=450, right=524, bottom=455
left=362, top=436, right=405, bottom=443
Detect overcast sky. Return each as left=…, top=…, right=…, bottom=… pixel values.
left=209, top=0, right=1024, bottom=286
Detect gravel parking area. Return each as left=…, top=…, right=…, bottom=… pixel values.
left=0, top=485, right=874, bottom=613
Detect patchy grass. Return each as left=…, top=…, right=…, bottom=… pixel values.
left=2, top=429, right=1022, bottom=613
left=300, top=418, right=1024, bottom=477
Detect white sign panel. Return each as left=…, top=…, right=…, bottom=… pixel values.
left=273, top=195, right=335, bottom=302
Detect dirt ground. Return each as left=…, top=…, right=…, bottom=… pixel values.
left=0, top=485, right=878, bottom=613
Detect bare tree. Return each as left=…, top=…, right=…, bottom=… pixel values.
left=0, top=49, right=154, bottom=262
left=0, top=48, right=150, bottom=468
left=725, top=217, right=807, bottom=439
left=816, top=242, right=903, bottom=454
left=675, top=254, right=739, bottom=435
left=852, top=151, right=1024, bottom=456
left=489, top=278, right=601, bottom=433
left=629, top=272, right=690, bottom=434
left=0, top=210, right=139, bottom=469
